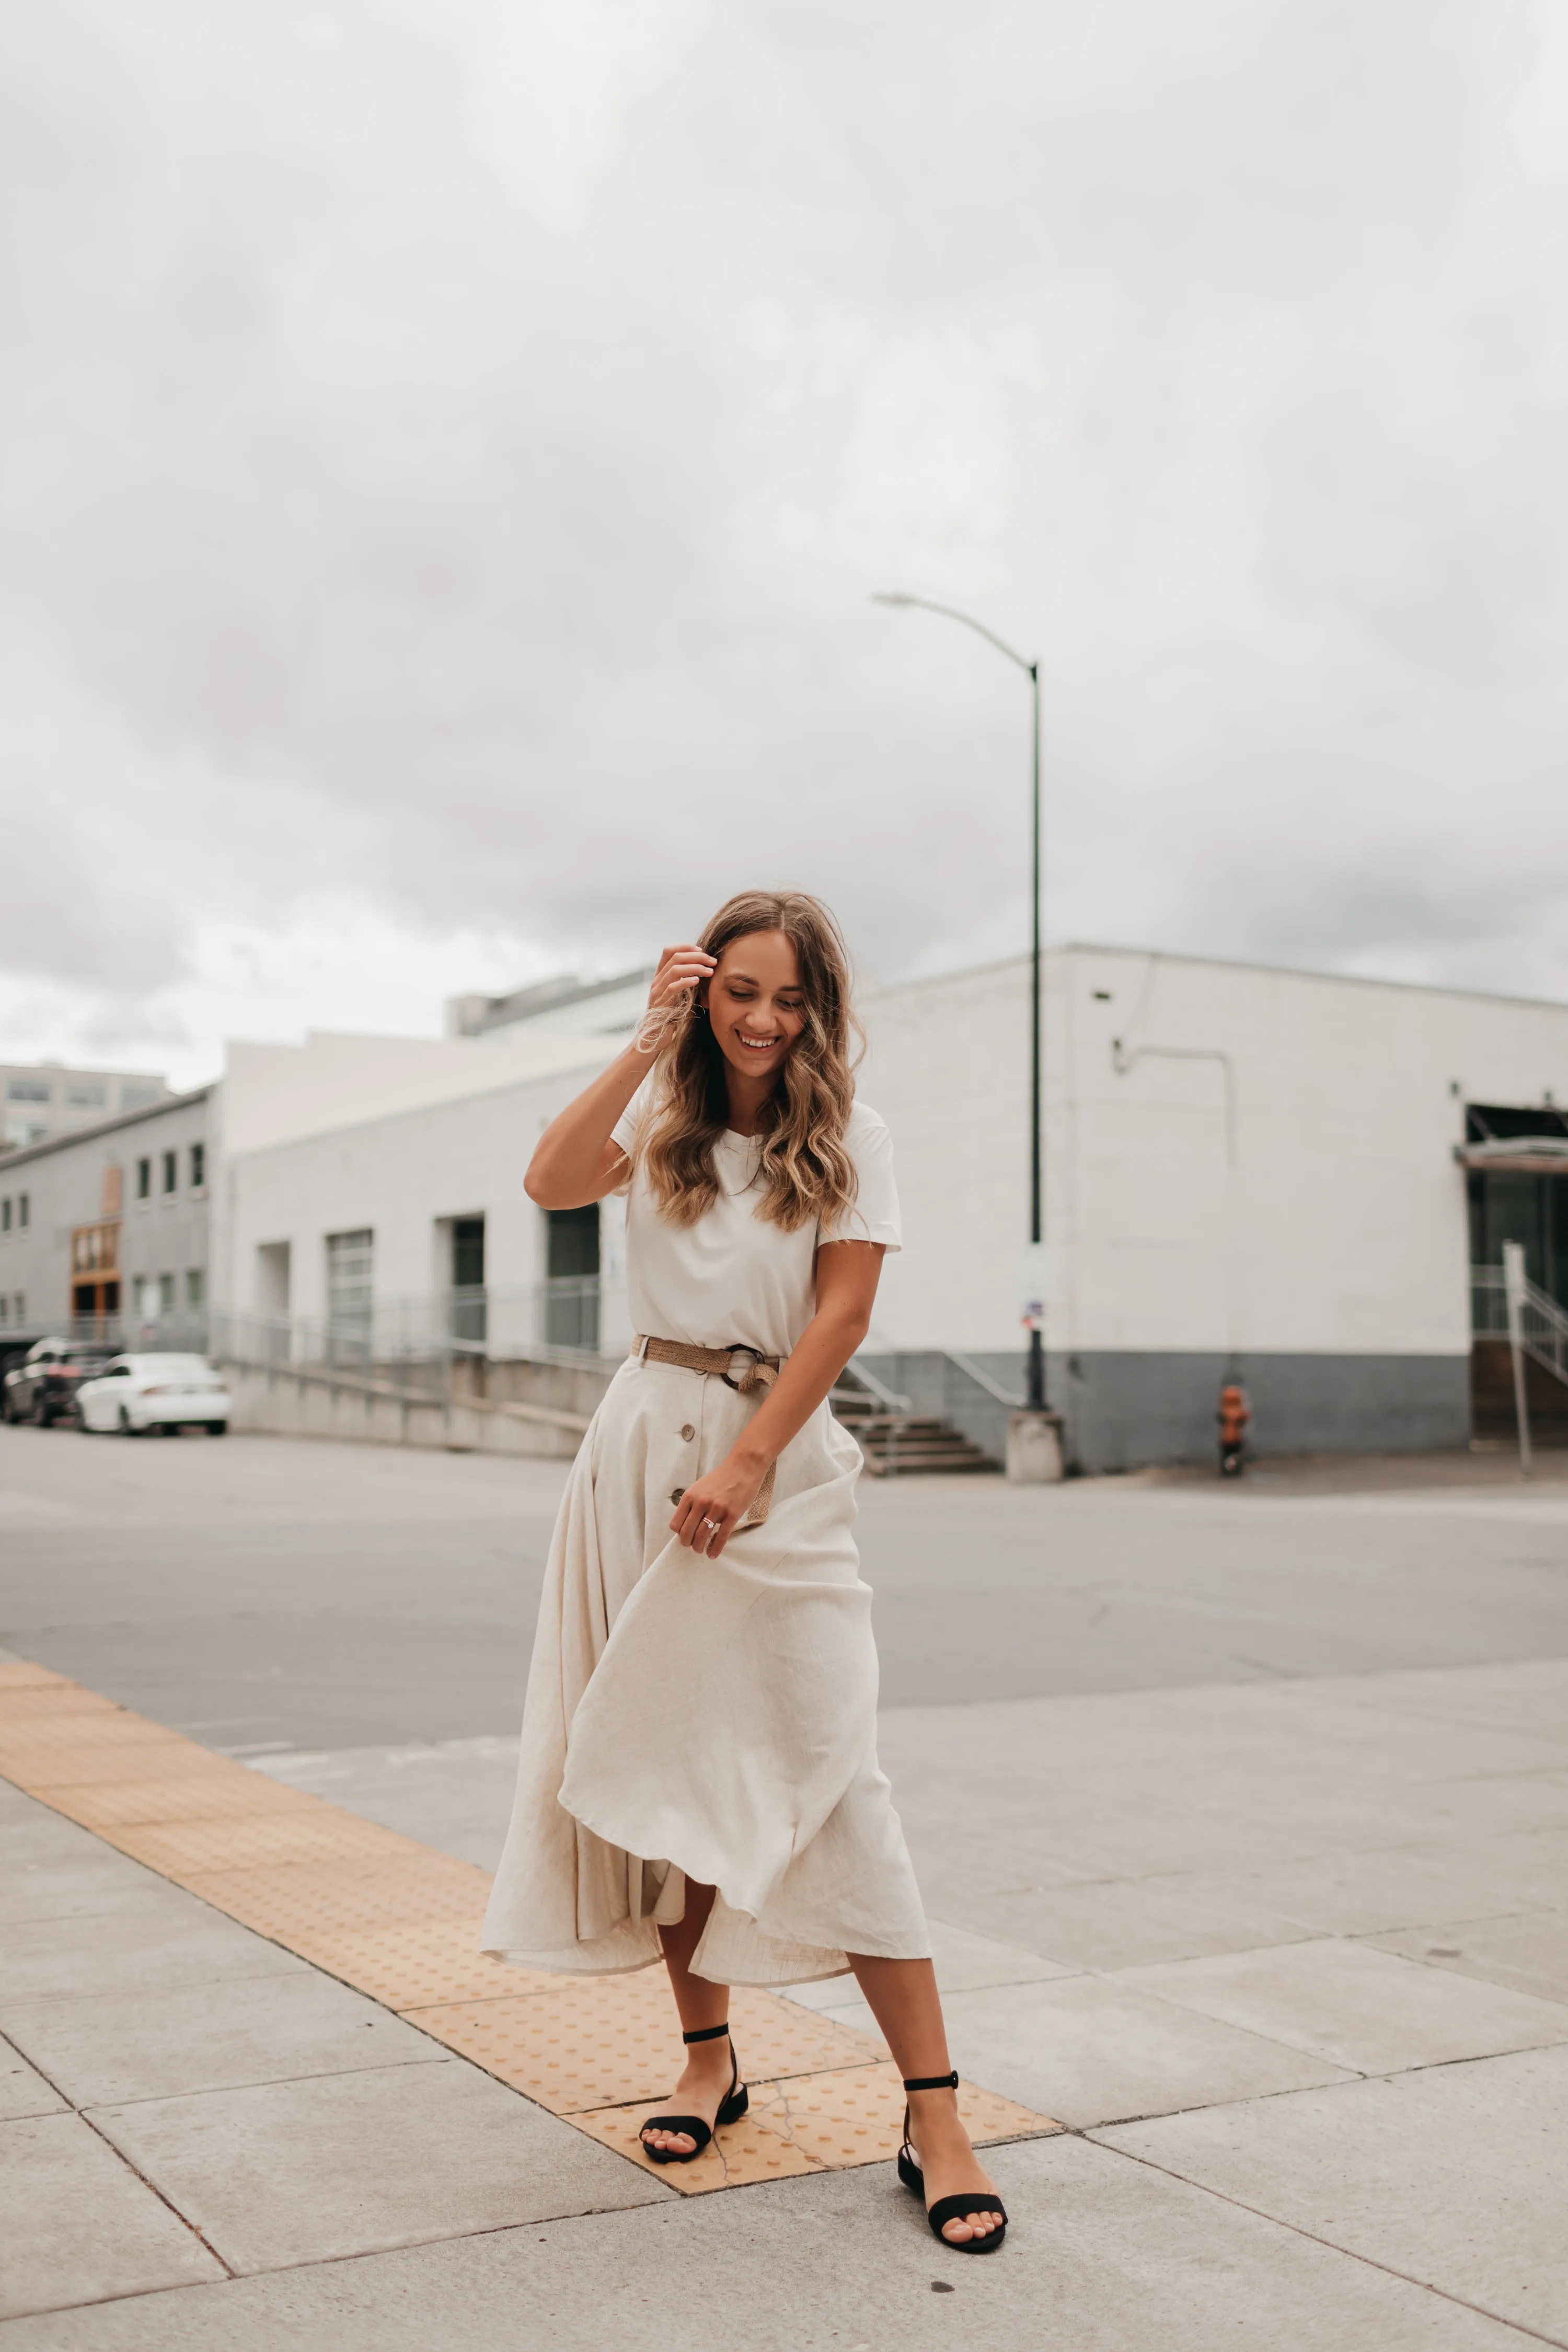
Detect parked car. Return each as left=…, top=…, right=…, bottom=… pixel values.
left=2, top=1339, right=119, bottom=1426
left=76, top=1355, right=232, bottom=1437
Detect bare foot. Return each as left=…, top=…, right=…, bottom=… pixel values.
left=906, top=2090, right=1006, bottom=2245
left=639, top=2034, right=740, bottom=2157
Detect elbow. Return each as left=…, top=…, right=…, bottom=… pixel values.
left=524, top=1157, right=559, bottom=1209
left=832, top=1305, right=873, bottom=1355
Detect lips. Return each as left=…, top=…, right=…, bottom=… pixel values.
left=736, top=1034, right=780, bottom=1053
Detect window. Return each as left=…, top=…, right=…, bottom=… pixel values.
left=451, top=1216, right=486, bottom=1289
left=158, top=1273, right=176, bottom=1315
left=448, top=1215, right=486, bottom=1343
left=120, top=1084, right=162, bottom=1109
left=190, top=1140, right=205, bottom=1190
left=65, top=1082, right=107, bottom=1109
left=136, top=1158, right=151, bottom=1201
left=186, top=1267, right=205, bottom=1309
left=162, top=1150, right=177, bottom=1195
left=545, top=1205, right=600, bottom=1350
left=0, top=1298, right=6, bottom=1325
left=1, top=1200, right=8, bottom=1233
left=6, top=1079, right=50, bottom=1103
left=17, top=1194, right=27, bottom=1229
left=13, top=1294, right=23, bottom=1322
left=135, top=1275, right=159, bottom=1321
left=326, top=1229, right=374, bottom=1345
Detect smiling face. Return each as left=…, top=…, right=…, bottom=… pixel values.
left=704, top=929, right=806, bottom=1091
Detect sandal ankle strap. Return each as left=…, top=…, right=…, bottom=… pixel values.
left=683, top=2023, right=731, bottom=2045
left=902, top=2070, right=959, bottom=2093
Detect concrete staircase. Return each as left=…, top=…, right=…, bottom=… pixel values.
left=829, top=1367, right=998, bottom=1477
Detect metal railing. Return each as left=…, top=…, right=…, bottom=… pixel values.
left=1472, top=1262, right=1568, bottom=1389
left=210, top=1282, right=625, bottom=1377
left=938, top=1349, right=1024, bottom=1409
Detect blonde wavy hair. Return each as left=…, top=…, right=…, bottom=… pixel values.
left=632, top=890, right=862, bottom=1233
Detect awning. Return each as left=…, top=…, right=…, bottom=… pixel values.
left=1455, top=1136, right=1568, bottom=1174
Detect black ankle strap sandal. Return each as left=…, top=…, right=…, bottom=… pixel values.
left=898, top=2071, right=1009, bottom=2253
left=639, top=2024, right=749, bottom=2165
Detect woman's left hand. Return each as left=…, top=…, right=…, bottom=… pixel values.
left=671, top=1453, right=766, bottom=1559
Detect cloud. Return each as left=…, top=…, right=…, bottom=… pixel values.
left=3, top=0, right=1567, bottom=1085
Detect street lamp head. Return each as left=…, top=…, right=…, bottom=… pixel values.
left=871, top=591, right=915, bottom=606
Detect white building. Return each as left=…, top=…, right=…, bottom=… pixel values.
left=204, top=946, right=1568, bottom=1472
left=1, top=1061, right=171, bottom=1153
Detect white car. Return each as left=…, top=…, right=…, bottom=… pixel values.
left=77, top=1355, right=232, bottom=1437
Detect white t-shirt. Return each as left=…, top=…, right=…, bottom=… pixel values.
left=610, top=1089, right=901, bottom=1358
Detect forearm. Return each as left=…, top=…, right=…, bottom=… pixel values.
left=729, top=1305, right=869, bottom=1469
left=525, top=1041, right=651, bottom=1208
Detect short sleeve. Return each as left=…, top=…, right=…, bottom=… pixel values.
left=821, top=1103, right=902, bottom=1252
left=612, top=1077, right=654, bottom=1159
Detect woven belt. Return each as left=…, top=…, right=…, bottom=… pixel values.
left=633, top=1335, right=781, bottom=1528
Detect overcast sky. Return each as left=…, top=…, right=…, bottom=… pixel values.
left=4, top=0, right=1567, bottom=1086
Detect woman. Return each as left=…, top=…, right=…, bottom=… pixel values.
left=483, top=889, right=1006, bottom=2251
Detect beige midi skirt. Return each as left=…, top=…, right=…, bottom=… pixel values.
left=481, top=1352, right=930, bottom=1987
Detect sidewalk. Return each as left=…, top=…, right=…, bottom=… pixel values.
left=4, top=1636, right=1568, bottom=2347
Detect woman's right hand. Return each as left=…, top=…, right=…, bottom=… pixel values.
left=636, top=944, right=717, bottom=1051
left=650, top=944, right=716, bottom=1010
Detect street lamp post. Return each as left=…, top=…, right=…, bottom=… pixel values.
left=873, top=592, right=1051, bottom=1425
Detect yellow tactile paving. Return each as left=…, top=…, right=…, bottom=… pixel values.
left=0, top=1660, right=65, bottom=1690
left=574, top=2096, right=824, bottom=2186
left=292, top=1919, right=528, bottom=2010
left=753, top=2062, right=1046, bottom=2170
left=411, top=1970, right=885, bottom=2116
left=60, top=1769, right=309, bottom=1831
left=112, top=1807, right=418, bottom=1877
left=177, top=1852, right=490, bottom=1942
left=0, top=1683, right=127, bottom=1721
left=0, top=1661, right=1060, bottom=2196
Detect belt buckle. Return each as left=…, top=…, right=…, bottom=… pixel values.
left=721, top=1345, right=762, bottom=1390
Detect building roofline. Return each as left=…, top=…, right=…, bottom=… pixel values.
left=0, top=1084, right=214, bottom=1173
left=870, top=941, right=1568, bottom=1017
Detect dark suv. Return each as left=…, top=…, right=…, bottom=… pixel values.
left=2, top=1339, right=118, bottom=1426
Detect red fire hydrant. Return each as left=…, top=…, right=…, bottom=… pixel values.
left=1217, top=1383, right=1251, bottom=1478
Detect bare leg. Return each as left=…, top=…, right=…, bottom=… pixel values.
left=849, top=1954, right=1004, bottom=2245
left=641, top=1879, right=737, bottom=2157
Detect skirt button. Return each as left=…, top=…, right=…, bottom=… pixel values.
left=670, top=1488, right=685, bottom=1505
left=680, top=1423, right=695, bottom=1442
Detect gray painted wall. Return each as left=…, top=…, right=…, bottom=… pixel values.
left=860, top=1346, right=1472, bottom=1474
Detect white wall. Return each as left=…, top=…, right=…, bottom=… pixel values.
left=222, top=1027, right=625, bottom=1157
left=860, top=946, right=1568, bottom=1362
left=215, top=1043, right=630, bottom=1349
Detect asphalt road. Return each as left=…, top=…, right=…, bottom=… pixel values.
left=3, top=1425, right=1567, bottom=1753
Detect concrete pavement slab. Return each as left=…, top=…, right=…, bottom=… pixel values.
left=253, top=1735, right=521, bottom=1871
left=797, top=1972, right=1356, bottom=2128
left=781, top=1918, right=1076, bottom=2012
left=0, top=1898, right=308, bottom=2005
left=0, top=2112, right=223, bottom=2320
left=0, top=1970, right=451, bottom=2108
left=86, top=2056, right=671, bottom=2273
left=1097, top=2042, right=1568, bottom=2344
left=1116, top=1936, right=1568, bottom=2074
left=0, top=1834, right=204, bottom=1929
left=1368, top=1909, right=1568, bottom=2006
left=947, top=1874, right=1311, bottom=1970
left=0, top=2036, right=67, bottom=2121
left=0, top=2132, right=1534, bottom=2352
left=1144, top=1837, right=1568, bottom=1941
